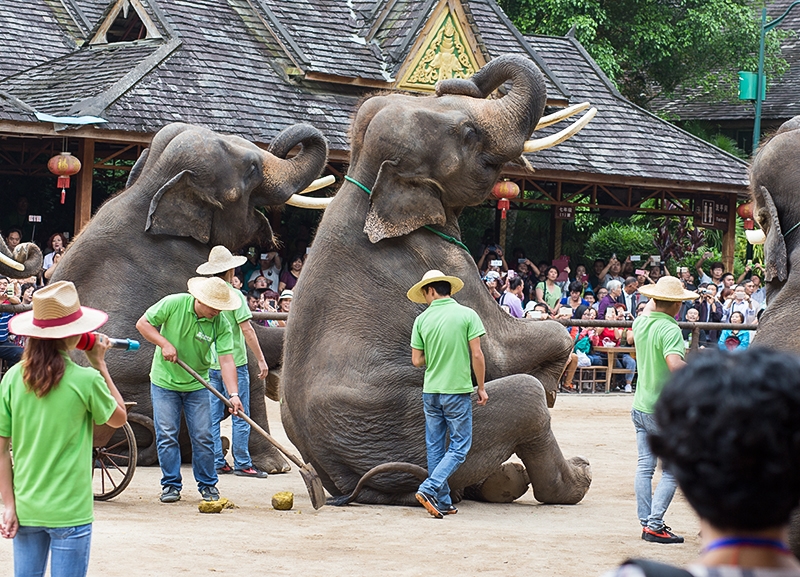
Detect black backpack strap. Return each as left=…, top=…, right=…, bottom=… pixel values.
left=622, top=559, right=694, bottom=577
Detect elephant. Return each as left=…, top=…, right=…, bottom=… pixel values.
left=0, top=234, right=42, bottom=281
left=281, top=54, right=592, bottom=507
left=51, top=121, right=328, bottom=471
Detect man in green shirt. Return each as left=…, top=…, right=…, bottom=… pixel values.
left=408, top=270, right=487, bottom=519
left=136, top=277, right=244, bottom=503
left=632, top=276, right=697, bottom=544
left=196, top=246, right=269, bottom=478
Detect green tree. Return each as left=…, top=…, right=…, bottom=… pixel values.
left=498, top=0, right=789, bottom=108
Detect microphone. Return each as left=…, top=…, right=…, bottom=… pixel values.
left=76, top=333, right=140, bottom=352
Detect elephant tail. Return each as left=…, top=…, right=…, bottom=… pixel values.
left=327, top=462, right=428, bottom=506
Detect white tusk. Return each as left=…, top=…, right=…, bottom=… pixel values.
left=286, top=194, right=333, bottom=209
left=745, top=229, right=766, bottom=245
left=535, top=102, right=590, bottom=130
left=0, top=251, right=24, bottom=271
left=298, top=175, right=336, bottom=195
left=523, top=107, right=597, bottom=153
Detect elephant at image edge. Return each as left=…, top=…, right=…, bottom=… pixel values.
left=282, top=54, right=592, bottom=506
left=749, top=114, right=800, bottom=557
left=52, top=122, right=328, bottom=471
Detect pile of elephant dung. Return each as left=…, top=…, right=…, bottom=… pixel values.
left=271, top=491, right=294, bottom=510
left=198, top=497, right=236, bottom=514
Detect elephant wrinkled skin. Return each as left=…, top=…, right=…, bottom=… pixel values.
left=282, top=55, right=591, bottom=507
left=52, top=122, right=328, bottom=471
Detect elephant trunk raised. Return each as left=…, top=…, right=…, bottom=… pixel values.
left=0, top=234, right=43, bottom=279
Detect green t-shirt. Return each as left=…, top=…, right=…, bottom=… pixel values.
left=145, top=293, right=234, bottom=391
left=211, top=286, right=251, bottom=370
left=411, top=298, right=486, bottom=394
left=536, top=281, right=561, bottom=310
left=631, top=311, right=685, bottom=414
left=0, top=355, right=118, bottom=527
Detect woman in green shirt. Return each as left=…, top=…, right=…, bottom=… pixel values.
left=535, top=266, right=563, bottom=315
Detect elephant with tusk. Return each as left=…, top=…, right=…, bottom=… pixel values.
left=0, top=234, right=42, bottom=280
left=50, top=122, right=329, bottom=470
left=281, top=54, right=593, bottom=507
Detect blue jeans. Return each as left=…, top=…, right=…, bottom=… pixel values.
left=618, top=354, right=636, bottom=385
left=418, top=393, right=473, bottom=509
left=0, top=340, right=23, bottom=366
left=209, top=366, right=252, bottom=470
left=632, top=408, right=677, bottom=531
left=13, top=523, right=92, bottom=577
left=151, top=384, right=217, bottom=492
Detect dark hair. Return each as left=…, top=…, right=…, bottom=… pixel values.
left=534, top=302, right=550, bottom=313
left=729, top=311, right=744, bottom=323
left=651, top=348, right=800, bottom=531
left=7, top=228, right=21, bottom=237
left=248, top=290, right=263, bottom=300
left=573, top=304, right=588, bottom=319
left=22, top=338, right=68, bottom=397
left=568, top=280, right=582, bottom=293
left=623, top=276, right=638, bottom=287
left=721, top=272, right=734, bottom=281
left=710, top=261, right=724, bottom=272
left=0, top=275, right=8, bottom=282
left=546, top=266, right=559, bottom=277
left=423, top=281, right=451, bottom=297
left=289, top=254, right=304, bottom=266
left=47, top=232, right=67, bottom=250
left=507, top=277, right=523, bottom=290
left=20, top=282, right=35, bottom=296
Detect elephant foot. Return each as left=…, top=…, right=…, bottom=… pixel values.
left=252, top=443, right=291, bottom=474
left=529, top=455, right=592, bottom=505
left=476, top=462, right=530, bottom=503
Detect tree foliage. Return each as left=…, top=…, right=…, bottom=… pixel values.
left=498, top=0, right=789, bottom=108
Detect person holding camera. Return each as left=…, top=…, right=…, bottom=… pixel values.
left=247, top=251, right=281, bottom=293
left=476, top=245, right=508, bottom=276
left=722, top=285, right=757, bottom=325
left=0, top=281, right=127, bottom=577
left=694, top=283, right=723, bottom=347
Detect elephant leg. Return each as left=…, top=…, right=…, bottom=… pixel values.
left=465, top=375, right=591, bottom=505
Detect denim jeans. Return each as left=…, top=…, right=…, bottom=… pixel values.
left=151, top=384, right=217, bottom=492
left=0, top=340, right=23, bottom=366
left=618, top=354, right=636, bottom=385
left=209, top=366, right=252, bottom=470
left=14, top=523, right=92, bottom=577
left=418, top=393, right=473, bottom=509
left=632, top=408, right=677, bottom=531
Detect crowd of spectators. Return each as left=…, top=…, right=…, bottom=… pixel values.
left=477, top=244, right=763, bottom=392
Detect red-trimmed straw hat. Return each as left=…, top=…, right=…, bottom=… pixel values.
left=10, top=280, right=107, bottom=339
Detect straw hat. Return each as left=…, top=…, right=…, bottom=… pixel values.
left=407, top=270, right=464, bottom=304
left=196, top=245, right=247, bottom=275
left=278, top=289, right=293, bottom=301
left=187, top=277, right=241, bottom=310
left=10, top=280, right=107, bottom=339
left=638, top=276, right=698, bottom=302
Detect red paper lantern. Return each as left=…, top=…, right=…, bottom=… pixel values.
left=48, top=152, right=81, bottom=204
left=491, top=180, right=520, bottom=220
left=736, top=202, right=753, bottom=220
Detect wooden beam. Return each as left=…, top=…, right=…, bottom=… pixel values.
left=74, top=139, right=95, bottom=235
left=721, top=193, right=737, bottom=273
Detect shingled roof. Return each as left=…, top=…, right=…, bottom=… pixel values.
left=655, top=0, right=800, bottom=123
left=0, top=0, right=747, bottom=192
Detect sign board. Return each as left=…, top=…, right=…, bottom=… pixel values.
left=555, top=205, right=574, bottom=220
left=28, top=215, right=41, bottom=222
left=693, top=197, right=729, bottom=231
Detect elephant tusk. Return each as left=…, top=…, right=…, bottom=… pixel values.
left=745, top=229, right=766, bottom=245
left=286, top=194, right=333, bottom=209
left=535, top=102, right=590, bottom=130
left=0, top=251, right=24, bottom=271
left=298, top=175, right=336, bottom=195
left=523, top=107, right=597, bottom=153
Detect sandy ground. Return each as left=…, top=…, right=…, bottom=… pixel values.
left=0, top=394, right=702, bottom=576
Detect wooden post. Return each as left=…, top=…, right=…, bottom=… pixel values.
left=721, top=194, right=737, bottom=273
left=553, top=216, right=563, bottom=258
left=74, top=139, right=95, bottom=235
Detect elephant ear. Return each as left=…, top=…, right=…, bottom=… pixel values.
left=757, top=185, right=788, bottom=283
left=145, top=170, right=221, bottom=244
left=363, top=160, right=446, bottom=243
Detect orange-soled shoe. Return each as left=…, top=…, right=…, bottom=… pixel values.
left=415, top=491, right=443, bottom=519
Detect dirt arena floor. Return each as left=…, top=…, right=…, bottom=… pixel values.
left=0, top=393, right=701, bottom=576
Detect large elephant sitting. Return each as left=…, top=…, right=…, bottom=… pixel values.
left=52, top=122, right=328, bottom=471
left=281, top=55, right=592, bottom=506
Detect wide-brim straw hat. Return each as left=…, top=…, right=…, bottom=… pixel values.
left=187, top=277, right=241, bottom=311
left=10, top=280, right=107, bottom=339
left=407, top=270, right=464, bottom=304
left=638, top=276, right=698, bottom=302
left=196, top=245, right=247, bottom=275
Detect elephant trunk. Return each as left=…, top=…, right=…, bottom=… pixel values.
left=257, top=124, right=329, bottom=206
left=0, top=235, right=42, bottom=279
left=437, top=54, right=546, bottom=162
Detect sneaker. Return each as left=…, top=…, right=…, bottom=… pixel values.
left=217, top=463, right=233, bottom=475
left=624, top=384, right=632, bottom=393
left=200, top=486, right=220, bottom=502
left=642, top=526, right=684, bottom=544
left=440, top=504, right=458, bottom=515
left=233, top=466, right=268, bottom=479
left=160, top=486, right=181, bottom=503
left=415, top=491, right=443, bottom=519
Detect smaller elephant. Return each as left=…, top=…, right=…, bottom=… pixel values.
left=0, top=234, right=42, bottom=281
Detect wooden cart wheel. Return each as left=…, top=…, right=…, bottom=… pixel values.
left=93, top=421, right=138, bottom=501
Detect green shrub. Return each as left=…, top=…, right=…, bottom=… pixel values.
left=584, top=223, right=657, bottom=262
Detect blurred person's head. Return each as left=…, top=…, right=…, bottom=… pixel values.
left=48, top=232, right=66, bottom=252
left=6, top=229, right=21, bottom=249
left=684, top=307, right=699, bottom=323
left=730, top=311, right=744, bottom=324
left=709, top=262, right=724, bottom=279
left=623, top=277, right=638, bottom=294
left=584, top=292, right=596, bottom=306
left=721, top=272, right=735, bottom=289
left=545, top=266, right=559, bottom=282
left=253, top=275, right=268, bottom=290
left=593, top=259, right=605, bottom=274
left=581, top=307, right=597, bottom=320
left=568, top=281, right=583, bottom=298
left=596, top=287, right=608, bottom=301
left=20, top=283, right=35, bottom=305
left=606, top=280, right=623, bottom=297
left=573, top=305, right=588, bottom=319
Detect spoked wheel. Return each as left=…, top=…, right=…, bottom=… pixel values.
left=93, top=422, right=138, bottom=501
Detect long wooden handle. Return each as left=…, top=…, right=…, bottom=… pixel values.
left=176, top=359, right=304, bottom=469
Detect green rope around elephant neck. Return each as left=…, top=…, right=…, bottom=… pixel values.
left=344, top=175, right=471, bottom=254
left=783, top=220, right=800, bottom=238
